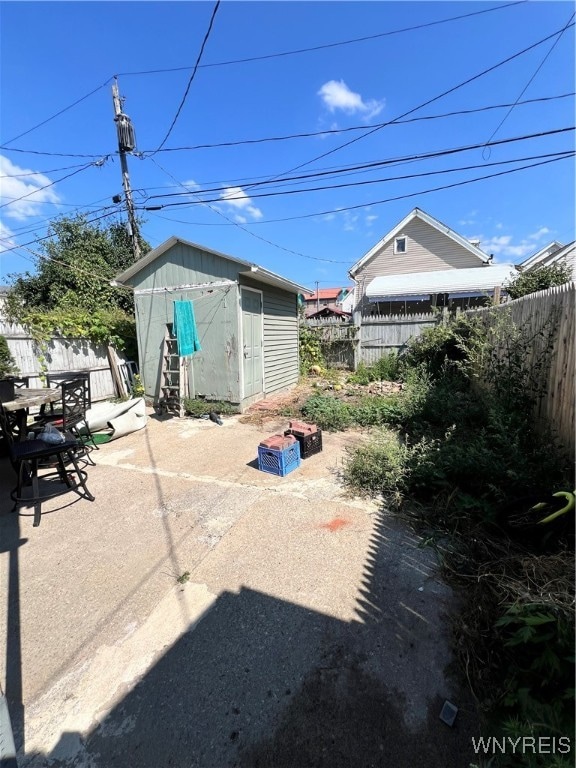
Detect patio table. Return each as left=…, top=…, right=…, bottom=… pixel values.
left=2, top=388, right=62, bottom=441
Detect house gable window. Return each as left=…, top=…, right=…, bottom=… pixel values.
left=394, top=236, right=407, bottom=254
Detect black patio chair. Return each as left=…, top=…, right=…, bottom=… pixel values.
left=34, top=378, right=98, bottom=462
left=0, top=403, right=95, bottom=527
left=9, top=376, right=30, bottom=389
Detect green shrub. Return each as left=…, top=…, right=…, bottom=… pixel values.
left=401, top=314, right=483, bottom=377
left=347, top=353, right=402, bottom=385
left=301, top=394, right=353, bottom=431
left=506, top=260, right=573, bottom=299
left=299, top=325, right=324, bottom=374
left=373, top=351, right=401, bottom=381
left=347, top=361, right=375, bottom=385
left=0, top=335, right=17, bottom=378
left=342, top=431, right=408, bottom=497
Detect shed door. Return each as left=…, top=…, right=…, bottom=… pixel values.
left=241, top=288, right=263, bottom=399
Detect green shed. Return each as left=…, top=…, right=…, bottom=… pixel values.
left=114, top=237, right=310, bottom=411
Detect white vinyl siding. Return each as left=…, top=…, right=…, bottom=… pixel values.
left=355, top=217, right=487, bottom=312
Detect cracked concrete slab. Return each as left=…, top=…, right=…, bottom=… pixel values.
left=0, top=411, right=478, bottom=767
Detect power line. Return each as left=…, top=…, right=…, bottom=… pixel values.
left=0, top=147, right=107, bottom=159
left=0, top=78, right=113, bottom=148
left=137, top=93, right=575, bottom=155
left=151, top=0, right=221, bottom=155
left=483, top=11, right=575, bottom=157
left=0, top=201, right=119, bottom=242
left=5, top=241, right=135, bottom=291
left=0, top=159, right=109, bottom=213
left=147, top=156, right=352, bottom=264
left=0, top=208, right=124, bottom=254
left=118, top=2, right=527, bottom=76
left=143, top=150, right=574, bottom=210
left=213, top=155, right=575, bottom=225
left=142, top=127, right=575, bottom=203
left=247, top=21, right=575, bottom=188
left=0, top=161, right=96, bottom=179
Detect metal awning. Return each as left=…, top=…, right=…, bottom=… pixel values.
left=366, top=264, right=516, bottom=300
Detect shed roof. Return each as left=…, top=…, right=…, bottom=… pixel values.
left=349, top=208, right=489, bottom=277
left=113, top=236, right=311, bottom=295
left=366, top=263, right=517, bottom=299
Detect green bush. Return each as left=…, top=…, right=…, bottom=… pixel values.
left=342, top=431, right=408, bottom=497
left=301, top=394, right=353, bottom=431
left=373, top=351, right=401, bottom=381
left=506, top=260, right=572, bottom=300
left=347, top=352, right=402, bottom=385
left=0, top=335, right=17, bottom=379
left=299, top=325, right=324, bottom=374
left=401, top=314, right=482, bottom=377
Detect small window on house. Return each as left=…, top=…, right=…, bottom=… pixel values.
left=394, top=237, right=407, bottom=254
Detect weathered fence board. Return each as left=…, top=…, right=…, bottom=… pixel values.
left=305, top=321, right=358, bottom=369
left=467, top=282, right=575, bottom=461
left=358, top=312, right=438, bottom=365
left=1, top=318, right=133, bottom=401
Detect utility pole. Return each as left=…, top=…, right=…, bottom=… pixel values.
left=112, top=77, right=141, bottom=261
left=315, top=281, right=320, bottom=313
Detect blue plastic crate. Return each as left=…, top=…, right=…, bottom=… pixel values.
left=257, top=441, right=301, bottom=477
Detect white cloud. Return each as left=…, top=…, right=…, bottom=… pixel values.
left=472, top=233, right=534, bottom=260
left=219, top=186, right=263, bottom=220
left=365, top=214, right=378, bottom=224
left=528, top=227, right=550, bottom=241
left=342, top=211, right=359, bottom=231
left=0, top=154, right=60, bottom=221
left=318, top=80, right=385, bottom=119
left=181, top=179, right=200, bottom=192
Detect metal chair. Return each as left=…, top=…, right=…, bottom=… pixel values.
left=0, top=403, right=95, bottom=527
left=35, top=378, right=98, bottom=461
left=46, top=371, right=92, bottom=408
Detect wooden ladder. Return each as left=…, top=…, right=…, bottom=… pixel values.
left=159, top=325, right=188, bottom=417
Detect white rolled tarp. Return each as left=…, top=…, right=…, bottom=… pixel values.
left=84, top=397, right=147, bottom=440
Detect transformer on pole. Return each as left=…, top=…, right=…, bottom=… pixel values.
left=112, top=77, right=141, bottom=261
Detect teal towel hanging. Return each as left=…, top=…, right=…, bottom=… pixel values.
left=173, top=300, right=202, bottom=356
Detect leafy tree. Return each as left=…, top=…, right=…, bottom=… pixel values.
left=506, top=260, right=572, bottom=300
left=5, top=214, right=149, bottom=357
left=6, top=214, right=149, bottom=315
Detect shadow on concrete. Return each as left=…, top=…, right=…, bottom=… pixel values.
left=14, top=501, right=479, bottom=768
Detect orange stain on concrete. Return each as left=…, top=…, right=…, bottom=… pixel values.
left=320, top=517, right=350, bottom=532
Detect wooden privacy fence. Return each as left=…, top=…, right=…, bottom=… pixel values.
left=466, top=282, right=575, bottom=461
left=358, top=312, right=439, bottom=366
left=1, top=316, right=135, bottom=401
left=305, top=320, right=358, bottom=368
left=306, top=311, right=443, bottom=369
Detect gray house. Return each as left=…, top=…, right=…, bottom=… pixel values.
left=114, top=237, right=309, bottom=411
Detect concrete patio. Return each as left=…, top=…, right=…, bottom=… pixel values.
left=0, top=409, right=479, bottom=767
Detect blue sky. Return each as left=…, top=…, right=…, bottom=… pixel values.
left=0, top=0, right=574, bottom=290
